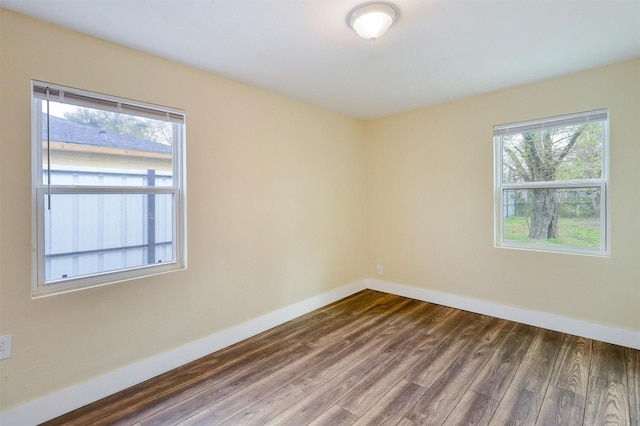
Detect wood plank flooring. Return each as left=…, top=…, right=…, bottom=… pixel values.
left=42, top=290, right=639, bottom=426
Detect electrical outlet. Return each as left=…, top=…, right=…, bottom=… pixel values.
left=0, top=334, right=13, bottom=360
left=376, top=264, right=384, bottom=275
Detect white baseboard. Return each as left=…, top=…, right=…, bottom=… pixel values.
left=365, top=278, right=640, bottom=350
left=3, top=278, right=638, bottom=425
left=0, top=280, right=367, bottom=426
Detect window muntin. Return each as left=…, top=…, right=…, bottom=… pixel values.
left=32, top=81, right=186, bottom=296
left=494, top=110, right=608, bottom=255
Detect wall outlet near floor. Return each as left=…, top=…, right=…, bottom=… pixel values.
left=0, top=334, right=13, bottom=360
left=376, top=264, right=384, bottom=275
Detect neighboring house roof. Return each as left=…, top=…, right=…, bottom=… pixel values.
left=43, top=114, right=172, bottom=154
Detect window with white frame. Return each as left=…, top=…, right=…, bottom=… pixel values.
left=494, top=110, right=608, bottom=255
left=31, top=81, right=186, bottom=297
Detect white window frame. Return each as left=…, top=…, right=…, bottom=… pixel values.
left=494, top=110, right=609, bottom=256
left=31, top=81, right=187, bottom=297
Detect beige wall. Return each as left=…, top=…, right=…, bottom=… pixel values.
left=366, top=58, right=640, bottom=333
left=1, top=7, right=639, bottom=415
left=0, top=10, right=368, bottom=411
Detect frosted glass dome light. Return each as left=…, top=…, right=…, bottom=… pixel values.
left=349, top=3, right=398, bottom=40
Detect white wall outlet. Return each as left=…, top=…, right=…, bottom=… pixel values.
left=0, top=334, right=13, bottom=360
left=376, top=264, right=384, bottom=275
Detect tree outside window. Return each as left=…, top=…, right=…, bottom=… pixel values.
left=495, top=110, right=608, bottom=255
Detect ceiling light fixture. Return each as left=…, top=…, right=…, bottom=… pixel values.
left=348, top=2, right=398, bottom=41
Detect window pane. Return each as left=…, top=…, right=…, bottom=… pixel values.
left=502, top=188, right=601, bottom=250
left=41, top=101, right=175, bottom=186
left=44, top=193, right=175, bottom=282
left=502, top=122, right=603, bottom=184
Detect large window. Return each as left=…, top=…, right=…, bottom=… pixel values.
left=494, top=110, right=608, bottom=255
left=31, top=81, right=186, bottom=297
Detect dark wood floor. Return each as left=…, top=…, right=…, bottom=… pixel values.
left=43, top=290, right=639, bottom=426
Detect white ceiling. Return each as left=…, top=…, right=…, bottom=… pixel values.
left=2, top=0, right=639, bottom=119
